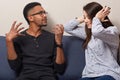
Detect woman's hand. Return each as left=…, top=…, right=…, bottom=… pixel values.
left=95, top=6, right=111, bottom=22
left=76, top=16, right=84, bottom=23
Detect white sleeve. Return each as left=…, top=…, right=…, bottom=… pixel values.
left=92, top=17, right=119, bottom=47
left=64, top=19, right=86, bottom=40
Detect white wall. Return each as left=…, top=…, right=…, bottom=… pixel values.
left=0, top=0, right=120, bottom=36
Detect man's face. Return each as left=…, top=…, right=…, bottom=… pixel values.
left=28, top=5, right=47, bottom=26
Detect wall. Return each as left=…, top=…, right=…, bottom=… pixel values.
left=0, top=0, right=120, bottom=36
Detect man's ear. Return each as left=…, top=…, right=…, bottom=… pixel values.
left=28, top=16, right=34, bottom=22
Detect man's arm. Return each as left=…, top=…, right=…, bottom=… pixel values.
left=6, top=38, right=17, bottom=60
left=53, top=24, right=66, bottom=74
left=55, top=45, right=65, bottom=64
left=6, top=21, right=23, bottom=60
left=6, top=21, right=24, bottom=73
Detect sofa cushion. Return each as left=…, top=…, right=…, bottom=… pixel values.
left=0, top=36, right=16, bottom=80
left=58, top=36, right=85, bottom=80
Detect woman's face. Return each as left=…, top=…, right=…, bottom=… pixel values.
left=83, top=10, right=92, bottom=29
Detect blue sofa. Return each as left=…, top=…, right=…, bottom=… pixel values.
left=0, top=36, right=85, bottom=80
left=0, top=36, right=16, bottom=80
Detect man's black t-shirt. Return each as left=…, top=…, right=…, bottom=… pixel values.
left=8, top=30, right=65, bottom=80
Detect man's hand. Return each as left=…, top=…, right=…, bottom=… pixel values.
left=53, top=24, right=64, bottom=45
left=6, top=21, right=24, bottom=41
left=53, top=24, right=65, bottom=65
left=95, top=6, right=111, bottom=22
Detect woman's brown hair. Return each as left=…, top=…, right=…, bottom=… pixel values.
left=83, top=2, right=113, bottom=48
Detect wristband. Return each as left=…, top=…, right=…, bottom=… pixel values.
left=56, top=43, right=63, bottom=48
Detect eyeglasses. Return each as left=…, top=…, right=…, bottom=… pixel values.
left=31, top=11, right=48, bottom=16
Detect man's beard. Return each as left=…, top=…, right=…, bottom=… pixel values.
left=39, top=24, right=47, bottom=27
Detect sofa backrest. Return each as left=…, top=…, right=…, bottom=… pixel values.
left=0, top=36, right=16, bottom=80
left=58, top=36, right=85, bottom=80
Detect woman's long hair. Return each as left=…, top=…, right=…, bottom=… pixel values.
left=83, top=2, right=113, bottom=48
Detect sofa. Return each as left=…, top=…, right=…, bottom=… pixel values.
left=0, top=36, right=16, bottom=80
left=0, top=36, right=85, bottom=80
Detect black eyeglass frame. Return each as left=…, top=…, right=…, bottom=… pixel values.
left=31, top=11, right=48, bottom=16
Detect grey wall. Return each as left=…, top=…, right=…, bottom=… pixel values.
left=0, top=0, right=120, bottom=35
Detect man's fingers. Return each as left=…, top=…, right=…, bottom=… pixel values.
left=53, top=24, right=64, bottom=35
left=11, top=21, right=17, bottom=30
left=11, top=21, right=23, bottom=31
left=56, top=24, right=64, bottom=33
left=18, top=33, right=25, bottom=36
left=15, top=22, right=22, bottom=30
left=54, top=25, right=61, bottom=33
left=17, top=27, right=24, bottom=33
left=59, top=24, right=64, bottom=31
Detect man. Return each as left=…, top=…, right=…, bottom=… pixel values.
left=6, top=2, right=65, bottom=80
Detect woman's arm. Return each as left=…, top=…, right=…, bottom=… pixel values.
left=64, top=18, right=86, bottom=39
left=92, top=17, right=119, bottom=47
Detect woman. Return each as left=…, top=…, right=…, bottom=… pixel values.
left=64, top=2, right=120, bottom=80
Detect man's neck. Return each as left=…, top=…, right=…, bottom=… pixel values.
left=26, top=24, right=42, bottom=37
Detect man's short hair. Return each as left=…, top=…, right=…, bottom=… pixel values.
left=23, top=2, right=41, bottom=24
